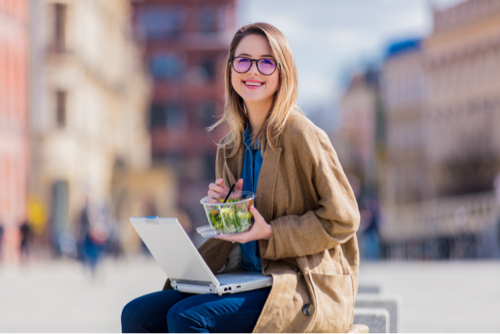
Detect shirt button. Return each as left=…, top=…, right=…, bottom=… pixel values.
left=294, top=268, right=303, bottom=276
left=302, top=303, right=315, bottom=316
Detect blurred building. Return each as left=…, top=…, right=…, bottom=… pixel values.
left=379, top=0, right=500, bottom=259
left=380, top=39, right=425, bottom=206
left=339, top=69, right=383, bottom=196
left=29, top=0, right=154, bottom=254
left=425, top=0, right=500, bottom=198
left=131, top=0, right=235, bottom=229
left=0, top=0, right=30, bottom=260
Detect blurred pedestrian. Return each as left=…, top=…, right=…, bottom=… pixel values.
left=494, top=174, right=500, bottom=256
left=0, top=221, right=4, bottom=261
left=360, top=197, right=381, bottom=260
left=78, top=199, right=108, bottom=276
left=20, top=220, right=32, bottom=262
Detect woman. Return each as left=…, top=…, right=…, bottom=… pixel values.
left=122, top=22, right=360, bottom=333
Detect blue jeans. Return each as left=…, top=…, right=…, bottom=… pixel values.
left=121, top=288, right=271, bottom=333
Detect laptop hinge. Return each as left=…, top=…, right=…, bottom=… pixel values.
left=170, top=278, right=215, bottom=287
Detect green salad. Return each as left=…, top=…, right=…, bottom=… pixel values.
left=206, top=198, right=254, bottom=234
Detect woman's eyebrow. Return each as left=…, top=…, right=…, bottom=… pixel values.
left=235, top=53, right=274, bottom=58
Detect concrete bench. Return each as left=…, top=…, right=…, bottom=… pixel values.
left=358, top=284, right=381, bottom=294
left=347, top=325, right=370, bottom=334
left=355, top=294, right=402, bottom=333
left=353, top=308, right=389, bottom=333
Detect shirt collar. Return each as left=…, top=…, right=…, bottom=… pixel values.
left=243, top=124, right=252, bottom=148
left=243, top=124, right=261, bottom=150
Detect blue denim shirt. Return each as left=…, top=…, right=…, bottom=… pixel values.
left=240, top=125, right=263, bottom=271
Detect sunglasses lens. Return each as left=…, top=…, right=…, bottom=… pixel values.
left=233, top=58, right=252, bottom=73
left=258, top=59, right=276, bottom=75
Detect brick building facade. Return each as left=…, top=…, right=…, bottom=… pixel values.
left=132, top=0, right=236, bottom=228
left=0, top=0, right=30, bottom=260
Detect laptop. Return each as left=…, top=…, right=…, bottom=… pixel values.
left=130, top=216, right=273, bottom=295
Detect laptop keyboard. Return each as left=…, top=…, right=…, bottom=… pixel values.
left=216, top=272, right=268, bottom=285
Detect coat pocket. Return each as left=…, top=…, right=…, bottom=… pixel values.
left=309, top=272, right=354, bottom=333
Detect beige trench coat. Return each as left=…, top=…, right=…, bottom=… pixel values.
left=163, top=111, right=360, bottom=333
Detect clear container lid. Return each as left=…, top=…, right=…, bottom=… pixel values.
left=196, top=225, right=220, bottom=238
left=200, top=191, right=256, bottom=206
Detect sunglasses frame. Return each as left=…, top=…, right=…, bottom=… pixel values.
left=230, top=57, right=278, bottom=76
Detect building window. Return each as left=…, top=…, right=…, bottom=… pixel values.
left=200, top=57, right=216, bottom=80
left=200, top=6, right=218, bottom=33
left=51, top=3, right=67, bottom=52
left=150, top=102, right=187, bottom=130
left=203, top=153, right=216, bottom=180
left=198, top=101, right=217, bottom=128
left=149, top=53, right=184, bottom=81
left=187, top=57, right=217, bottom=85
left=150, top=103, right=166, bottom=127
left=55, top=90, right=67, bottom=128
left=136, top=6, right=184, bottom=39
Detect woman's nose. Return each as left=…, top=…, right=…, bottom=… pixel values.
left=248, top=61, right=259, bottom=75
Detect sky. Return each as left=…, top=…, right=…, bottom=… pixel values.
left=237, top=0, right=466, bottom=131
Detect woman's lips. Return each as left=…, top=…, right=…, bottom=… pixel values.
left=244, top=80, right=264, bottom=89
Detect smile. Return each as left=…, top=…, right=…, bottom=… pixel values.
left=244, top=81, right=263, bottom=87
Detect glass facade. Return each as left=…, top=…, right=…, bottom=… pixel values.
left=149, top=53, right=184, bottom=81
left=150, top=102, right=187, bottom=130
left=137, top=6, right=184, bottom=39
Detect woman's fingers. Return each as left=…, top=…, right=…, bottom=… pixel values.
left=214, top=206, right=272, bottom=243
left=215, top=179, right=230, bottom=191
left=250, top=205, right=264, bottom=222
left=235, top=179, right=244, bottom=192
left=208, top=190, right=224, bottom=199
left=208, top=179, right=229, bottom=197
left=215, top=209, right=269, bottom=243
left=208, top=183, right=225, bottom=194
left=249, top=206, right=272, bottom=240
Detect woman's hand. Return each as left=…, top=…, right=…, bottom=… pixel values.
left=207, top=178, right=243, bottom=202
left=216, top=205, right=272, bottom=243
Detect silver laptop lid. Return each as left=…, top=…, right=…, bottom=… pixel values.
left=130, top=217, right=219, bottom=287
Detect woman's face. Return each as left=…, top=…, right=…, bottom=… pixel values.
left=231, top=34, right=279, bottom=107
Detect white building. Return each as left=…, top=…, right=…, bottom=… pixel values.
left=379, top=0, right=500, bottom=259
left=29, top=0, right=152, bottom=250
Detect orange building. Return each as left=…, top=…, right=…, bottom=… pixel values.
left=0, top=0, right=30, bottom=260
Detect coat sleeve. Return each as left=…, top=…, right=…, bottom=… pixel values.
left=261, top=126, right=360, bottom=260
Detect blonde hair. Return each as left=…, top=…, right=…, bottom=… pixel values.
left=208, top=22, right=301, bottom=156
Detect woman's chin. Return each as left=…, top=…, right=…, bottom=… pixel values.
left=240, top=93, right=273, bottom=105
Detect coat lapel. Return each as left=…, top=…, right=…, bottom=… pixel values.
left=256, top=134, right=282, bottom=271
left=223, top=143, right=244, bottom=186
left=255, top=136, right=282, bottom=223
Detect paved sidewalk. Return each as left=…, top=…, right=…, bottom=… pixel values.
left=359, top=261, right=500, bottom=332
left=0, top=256, right=165, bottom=332
left=0, top=258, right=499, bottom=332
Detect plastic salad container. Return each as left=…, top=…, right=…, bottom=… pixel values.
left=199, top=191, right=256, bottom=236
